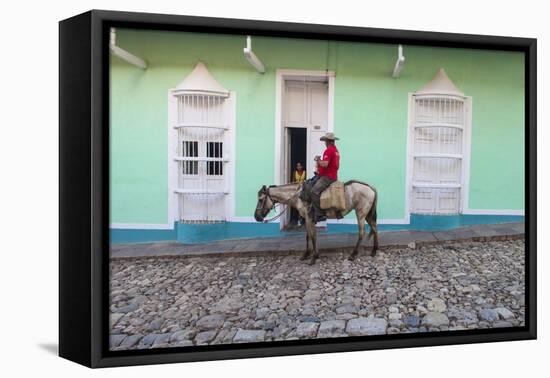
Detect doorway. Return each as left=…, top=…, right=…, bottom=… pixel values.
left=276, top=70, right=334, bottom=230
left=287, top=127, right=307, bottom=228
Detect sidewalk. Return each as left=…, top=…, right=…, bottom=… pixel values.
left=110, top=222, right=524, bottom=259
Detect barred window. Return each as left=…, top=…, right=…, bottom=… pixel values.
left=173, top=63, right=232, bottom=222
left=411, top=96, right=466, bottom=215
left=182, top=141, right=198, bottom=175
left=207, top=142, right=223, bottom=176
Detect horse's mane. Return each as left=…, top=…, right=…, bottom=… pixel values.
left=269, top=182, right=302, bottom=188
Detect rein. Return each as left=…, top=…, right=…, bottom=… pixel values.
left=262, top=205, right=288, bottom=223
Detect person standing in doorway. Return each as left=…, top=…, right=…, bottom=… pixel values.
left=293, top=162, right=306, bottom=184
left=291, top=162, right=307, bottom=226
left=311, top=132, right=340, bottom=223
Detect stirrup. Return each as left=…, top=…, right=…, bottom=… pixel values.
left=314, top=215, right=327, bottom=223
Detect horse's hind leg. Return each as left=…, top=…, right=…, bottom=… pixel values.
left=372, top=230, right=379, bottom=256
left=366, top=217, right=379, bottom=256
left=349, top=213, right=366, bottom=261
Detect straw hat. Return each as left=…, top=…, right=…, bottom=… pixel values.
left=319, top=132, right=339, bottom=141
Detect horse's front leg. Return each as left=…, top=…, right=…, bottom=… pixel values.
left=298, top=202, right=313, bottom=261
left=300, top=233, right=310, bottom=260
left=308, top=224, right=319, bottom=265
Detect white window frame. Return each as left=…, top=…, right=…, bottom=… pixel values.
left=405, top=93, right=473, bottom=217
left=167, top=90, right=236, bottom=226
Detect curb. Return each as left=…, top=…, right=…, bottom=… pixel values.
left=110, top=233, right=524, bottom=261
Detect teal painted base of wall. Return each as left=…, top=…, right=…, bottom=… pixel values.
left=176, top=222, right=281, bottom=243
left=409, top=214, right=524, bottom=230
left=315, top=214, right=525, bottom=235
left=110, top=226, right=177, bottom=244
left=110, top=214, right=524, bottom=244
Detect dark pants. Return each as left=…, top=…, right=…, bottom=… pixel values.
left=310, top=175, right=335, bottom=220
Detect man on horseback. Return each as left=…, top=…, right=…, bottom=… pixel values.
left=255, top=142, right=379, bottom=262
left=310, top=132, right=340, bottom=223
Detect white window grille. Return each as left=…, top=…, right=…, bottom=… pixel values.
left=171, top=62, right=232, bottom=223
left=409, top=69, right=470, bottom=215
left=181, top=140, right=199, bottom=175
left=207, top=141, right=224, bottom=176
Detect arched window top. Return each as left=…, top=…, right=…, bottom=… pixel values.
left=416, top=68, right=464, bottom=98
left=174, top=61, right=229, bottom=98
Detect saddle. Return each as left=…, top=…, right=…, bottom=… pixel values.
left=320, top=181, right=346, bottom=211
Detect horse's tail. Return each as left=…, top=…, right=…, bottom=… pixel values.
left=366, top=186, right=378, bottom=238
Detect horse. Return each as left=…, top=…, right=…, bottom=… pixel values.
left=254, top=180, right=378, bottom=265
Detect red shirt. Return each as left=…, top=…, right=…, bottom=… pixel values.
left=318, top=145, right=340, bottom=180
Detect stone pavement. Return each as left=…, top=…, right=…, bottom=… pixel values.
left=109, top=238, right=525, bottom=350
left=111, top=222, right=524, bottom=259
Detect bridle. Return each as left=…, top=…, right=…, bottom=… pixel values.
left=255, top=186, right=273, bottom=213
left=256, top=185, right=302, bottom=223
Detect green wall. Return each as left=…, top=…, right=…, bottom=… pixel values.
left=110, top=29, right=524, bottom=225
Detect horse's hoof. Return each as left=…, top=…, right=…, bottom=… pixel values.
left=299, top=254, right=308, bottom=261
left=308, top=257, right=317, bottom=265
left=348, top=254, right=357, bottom=261
left=370, top=250, right=377, bottom=257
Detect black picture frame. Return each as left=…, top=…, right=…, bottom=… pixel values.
left=59, top=9, right=537, bottom=368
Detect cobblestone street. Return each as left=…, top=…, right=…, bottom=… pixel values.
left=110, top=239, right=525, bottom=350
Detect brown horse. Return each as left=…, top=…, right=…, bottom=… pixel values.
left=254, top=181, right=378, bottom=265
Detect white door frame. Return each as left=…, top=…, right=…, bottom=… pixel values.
left=274, top=69, right=335, bottom=230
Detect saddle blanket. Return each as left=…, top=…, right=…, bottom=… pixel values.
left=320, top=181, right=346, bottom=211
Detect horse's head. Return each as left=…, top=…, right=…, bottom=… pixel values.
left=254, top=185, right=275, bottom=222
